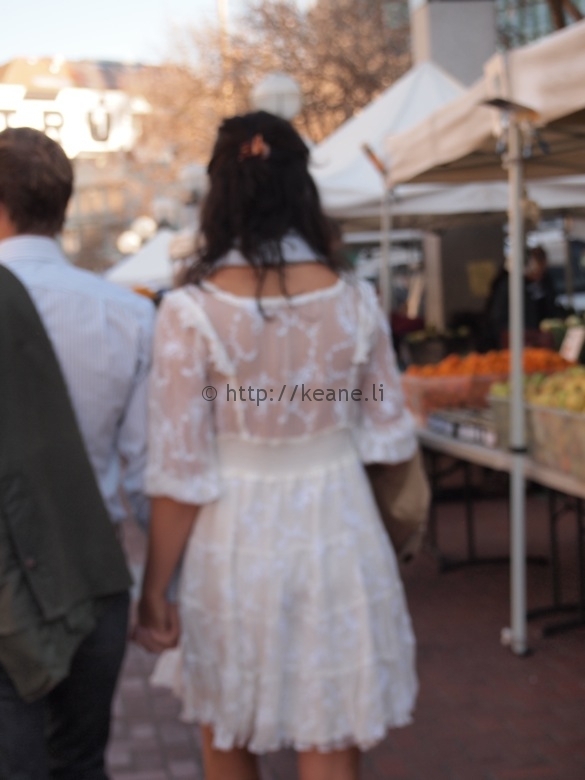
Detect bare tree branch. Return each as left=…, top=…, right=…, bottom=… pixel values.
left=130, top=0, right=410, bottom=164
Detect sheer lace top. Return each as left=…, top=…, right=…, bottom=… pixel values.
left=145, top=275, right=417, bottom=504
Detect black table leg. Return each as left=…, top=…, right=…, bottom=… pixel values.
left=529, top=492, right=585, bottom=636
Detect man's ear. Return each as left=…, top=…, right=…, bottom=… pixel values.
left=0, top=203, right=18, bottom=240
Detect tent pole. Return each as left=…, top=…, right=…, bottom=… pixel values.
left=508, top=118, right=528, bottom=656
left=361, top=143, right=393, bottom=316
left=563, top=215, right=574, bottom=310
left=380, top=187, right=393, bottom=317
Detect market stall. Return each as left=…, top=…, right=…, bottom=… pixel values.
left=385, top=20, right=585, bottom=654
left=419, top=427, right=585, bottom=637
left=312, top=42, right=585, bottom=322
left=105, top=228, right=178, bottom=290
left=311, top=61, right=464, bottom=218
left=312, top=61, right=585, bottom=223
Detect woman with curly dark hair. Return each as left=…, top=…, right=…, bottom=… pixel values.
left=136, top=111, right=418, bottom=780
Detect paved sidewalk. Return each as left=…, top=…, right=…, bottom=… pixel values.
left=109, top=491, right=585, bottom=780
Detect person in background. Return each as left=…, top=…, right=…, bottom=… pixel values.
left=524, top=245, right=560, bottom=328
left=483, top=246, right=560, bottom=349
left=135, top=111, right=418, bottom=780
left=482, top=261, right=510, bottom=349
left=0, top=127, right=155, bottom=779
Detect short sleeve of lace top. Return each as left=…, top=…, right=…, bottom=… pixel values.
left=144, top=290, right=223, bottom=504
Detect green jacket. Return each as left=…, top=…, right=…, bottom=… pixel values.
left=0, top=265, right=132, bottom=702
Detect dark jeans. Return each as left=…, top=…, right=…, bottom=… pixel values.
left=0, top=590, right=129, bottom=780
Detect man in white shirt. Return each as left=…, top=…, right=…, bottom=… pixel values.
left=0, top=127, right=155, bottom=779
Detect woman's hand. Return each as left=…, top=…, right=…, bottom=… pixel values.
left=138, top=590, right=168, bottom=632
left=133, top=496, right=198, bottom=653
left=133, top=592, right=180, bottom=653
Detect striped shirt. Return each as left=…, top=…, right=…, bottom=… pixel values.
left=0, top=235, right=155, bottom=529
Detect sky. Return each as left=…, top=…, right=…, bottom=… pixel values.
left=4, top=0, right=290, bottom=65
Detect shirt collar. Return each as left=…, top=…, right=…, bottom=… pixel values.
left=0, top=235, right=69, bottom=267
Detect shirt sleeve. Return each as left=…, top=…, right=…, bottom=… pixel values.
left=352, top=285, right=417, bottom=464
left=144, top=291, right=221, bottom=505
left=116, top=299, right=156, bottom=531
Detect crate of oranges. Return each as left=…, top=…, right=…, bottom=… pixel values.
left=402, top=348, right=571, bottom=424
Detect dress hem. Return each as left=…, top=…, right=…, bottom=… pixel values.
left=177, top=712, right=415, bottom=755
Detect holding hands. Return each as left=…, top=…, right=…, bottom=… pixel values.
left=132, top=591, right=180, bottom=653
left=131, top=496, right=199, bottom=653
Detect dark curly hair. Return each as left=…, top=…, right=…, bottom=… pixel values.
left=182, top=111, right=348, bottom=292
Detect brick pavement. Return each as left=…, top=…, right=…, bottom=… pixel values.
left=109, top=491, right=585, bottom=780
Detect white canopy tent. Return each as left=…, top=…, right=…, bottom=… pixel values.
left=311, top=61, right=465, bottom=217
left=385, top=20, right=585, bottom=656
left=386, top=23, right=585, bottom=186
left=311, top=55, right=585, bottom=314
left=105, top=229, right=178, bottom=290
left=338, top=177, right=585, bottom=222
left=312, top=60, right=585, bottom=222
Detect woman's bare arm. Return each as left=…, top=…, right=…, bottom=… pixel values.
left=137, top=496, right=199, bottom=649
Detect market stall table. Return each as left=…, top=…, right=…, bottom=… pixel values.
left=418, top=427, right=585, bottom=638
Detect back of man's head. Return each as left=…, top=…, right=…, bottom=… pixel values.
left=0, top=127, right=73, bottom=237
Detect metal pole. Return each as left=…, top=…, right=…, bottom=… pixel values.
left=217, top=0, right=234, bottom=115
left=508, top=117, right=528, bottom=655
left=380, top=187, right=393, bottom=317
left=563, top=216, right=574, bottom=310
left=361, top=144, right=392, bottom=317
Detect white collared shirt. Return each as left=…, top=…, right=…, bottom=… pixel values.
left=0, top=235, right=155, bottom=528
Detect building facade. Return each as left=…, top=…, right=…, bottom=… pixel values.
left=0, top=57, right=151, bottom=270
left=496, top=0, right=585, bottom=48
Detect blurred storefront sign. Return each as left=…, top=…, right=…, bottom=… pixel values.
left=0, top=82, right=148, bottom=158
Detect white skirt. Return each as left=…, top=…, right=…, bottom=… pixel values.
left=151, top=429, right=417, bottom=753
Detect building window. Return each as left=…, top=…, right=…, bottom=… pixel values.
left=496, top=0, right=585, bottom=49
left=384, top=0, right=410, bottom=27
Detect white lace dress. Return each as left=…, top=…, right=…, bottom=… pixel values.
left=145, top=274, right=418, bottom=753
